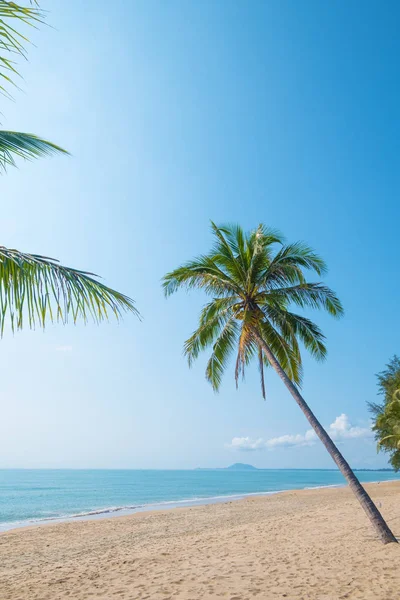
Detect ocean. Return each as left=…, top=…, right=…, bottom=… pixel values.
left=1, top=468, right=399, bottom=532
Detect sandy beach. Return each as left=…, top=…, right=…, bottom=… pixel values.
left=1, top=481, right=400, bottom=600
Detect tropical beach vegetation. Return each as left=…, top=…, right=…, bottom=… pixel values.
left=370, top=356, right=400, bottom=471
left=163, top=222, right=398, bottom=544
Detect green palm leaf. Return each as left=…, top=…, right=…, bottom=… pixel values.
left=0, top=246, right=139, bottom=334
left=0, top=1, right=44, bottom=99
left=262, top=304, right=327, bottom=360
left=0, top=4, right=69, bottom=171
left=0, top=131, right=68, bottom=172
left=205, top=317, right=240, bottom=391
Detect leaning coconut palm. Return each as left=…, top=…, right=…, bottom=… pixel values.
left=163, top=222, right=397, bottom=544
left=0, top=247, right=139, bottom=333
left=0, top=2, right=67, bottom=170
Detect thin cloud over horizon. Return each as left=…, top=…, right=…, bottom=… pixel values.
left=227, top=414, right=373, bottom=452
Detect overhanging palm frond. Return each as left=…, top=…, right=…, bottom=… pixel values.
left=0, top=247, right=139, bottom=334
left=0, top=1, right=44, bottom=99
left=0, top=4, right=69, bottom=171
left=0, top=131, right=68, bottom=172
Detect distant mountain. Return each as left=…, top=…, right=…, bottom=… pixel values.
left=196, top=463, right=258, bottom=471
left=226, top=463, right=258, bottom=471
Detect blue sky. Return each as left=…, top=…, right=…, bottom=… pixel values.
left=1, top=0, right=399, bottom=469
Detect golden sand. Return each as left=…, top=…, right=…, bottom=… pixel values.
left=1, top=481, right=400, bottom=599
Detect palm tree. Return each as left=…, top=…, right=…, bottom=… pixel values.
left=163, top=222, right=397, bottom=544
left=370, top=357, right=400, bottom=471
left=376, top=390, right=400, bottom=457
left=0, top=1, right=68, bottom=169
left=0, top=247, right=139, bottom=332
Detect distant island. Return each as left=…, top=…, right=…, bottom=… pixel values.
left=195, top=465, right=394, bottom=472
left=353, top=468, right=394, bottom=472
left=196, top=463, right=258, bottom=471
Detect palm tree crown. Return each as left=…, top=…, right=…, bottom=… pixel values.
left=163, top=222, right=343, bottom=397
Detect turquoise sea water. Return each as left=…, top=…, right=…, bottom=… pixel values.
left=1, top=469, right=399, bottom=532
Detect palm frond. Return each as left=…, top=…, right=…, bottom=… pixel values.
left=184, top=298, right=236, bottom=366
left=264, top=306, right=327, bottom=362
left=234, top=304, right=262, bottom=387
left=260, top=243, right=327, bottom=290
left=267, top=283, right=344, bottom=318
left=162, top=256, right=242, bottom=298
left=0, top=131, right=68, bottom=172
left=0, top=247, right=139, bottom=334
left=210, top=221, right=247, bottom=286
left=0, top=1, right=44, bottom=98
left=259, top=320, right=303, bottom=386
left=378, top=434, right=400, bottom=449
left=235, top=324, right=249, bottom=386
left=269, top=242, right=327, bottom=276
left=205, top=317, right=239, bottom=391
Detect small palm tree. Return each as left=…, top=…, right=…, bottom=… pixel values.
left=0, top=247, right=139, bottom=332
left=377, top=390, right=400, bottom=451
left=163, top=222, right=397, bottom=544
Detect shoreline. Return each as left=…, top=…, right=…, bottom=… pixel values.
left=2, top=477, right=399, bottom=534
left=1, top=481, right=399, bottom=599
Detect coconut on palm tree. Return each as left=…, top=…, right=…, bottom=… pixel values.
left=163, top=221, right=397, bottom=544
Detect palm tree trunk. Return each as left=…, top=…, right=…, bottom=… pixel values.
left=252, top=328, right=397, bottom=545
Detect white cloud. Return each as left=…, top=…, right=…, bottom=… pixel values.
left=56, top=345, right=73, bottom=353
left=265, top=429, right=316, bottom=449
left=229, top=437, right=265, bottom=451
left=227, top=414, right=372, bottom=451
left=328, top=413, right=371, bottom=440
